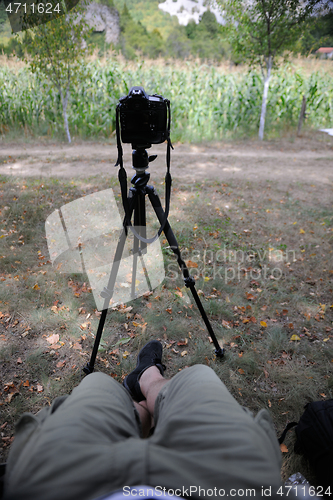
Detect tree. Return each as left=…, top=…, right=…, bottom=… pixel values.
left=219, top=0, right=328, bottom=140
left=18, top=1, right=92, bottom=143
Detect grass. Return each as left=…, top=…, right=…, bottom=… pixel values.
left=0, top=163, right=332, bottom=485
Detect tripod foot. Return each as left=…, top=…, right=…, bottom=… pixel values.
left=83, top=363, right=94, bottom=375
left=215, top=347, right=224, bottom=359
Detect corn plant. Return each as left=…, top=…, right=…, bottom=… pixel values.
left=1, top=61, right=332, bottom=141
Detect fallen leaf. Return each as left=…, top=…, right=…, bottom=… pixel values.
left=238, top=368, right=245, bottom=375
left=50, top=306, right=58, bottom=314
left=17, top=357, right=23, bottom=364
left=165, top=308, right=172, bottom=314
left=123, top=351, right=130, bottom=359
left=186, top=260, right=198, bottom=268
left=288, top=323, right=294, bottom=329
left=73, top=342, right=82, bottom=350
left=261, top=305, right=268, bottom=311
left=280, top=443, right=288, bottom=453
left=299, top=229, right=305, bottom=234
left=246, top=293, right=255, bottom=300
left=23, top=380, right=29, bottom=387
left=260, top=321, right=267, bottom=328
left=56, top=360, right=66, bottom=368
left=46, top=334, right=60, bottom=345
left=181, top=350, right=188, bottom=357
left=177, top=339, right=188, bottom=346
left=6, top=392, right=18, bottom=403
left=282, top=309, right=288, bottom=315
left=32, top=284, right=40, bottom=290
left=290, top=334, right=301, bottom=341
left=320, top=393, right=327, bottom=398
left=37, top=384, right=43, bottom=393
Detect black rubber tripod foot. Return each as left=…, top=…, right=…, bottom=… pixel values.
left=83, top=363, right=94, bottom=375
left=215, top=347, right=224, bottom=358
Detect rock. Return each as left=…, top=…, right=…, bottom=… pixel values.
left=83, top=2, right=120, bottom=45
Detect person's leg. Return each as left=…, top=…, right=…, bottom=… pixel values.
left=139, top=366, right=169, bottom=416
left=144, top=364, right=282, bottom=498
left=4, top=372, right=147, bottom=500
left=133, top=400, right=152, bottom=438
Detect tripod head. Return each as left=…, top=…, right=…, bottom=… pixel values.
left=131, top=145, right=157, bottom=172
left=131, top=145, right=157, bottom=187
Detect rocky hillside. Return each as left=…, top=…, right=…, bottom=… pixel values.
left=84, top=2, right=120, bottom=45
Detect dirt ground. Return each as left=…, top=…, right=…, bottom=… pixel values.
left=1, top=132, right=333, bottom=186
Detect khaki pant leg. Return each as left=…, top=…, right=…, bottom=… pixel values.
left=146, top=365, right=281, bottom=497
left=4, top=373, right=146, bottom=500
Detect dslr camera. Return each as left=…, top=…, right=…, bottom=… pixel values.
left=118, top=86, right=169, bottom=146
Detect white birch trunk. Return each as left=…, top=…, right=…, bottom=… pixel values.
left=258, top=56, right=272, bottom=141
left=60, top=86, right=71, bottom=143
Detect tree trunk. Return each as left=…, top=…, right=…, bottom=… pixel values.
left=59, top=86, right=71, bottom=144
left=259, top=56, right=272, bottom=141
left=297, top=95, right=307, bottom=137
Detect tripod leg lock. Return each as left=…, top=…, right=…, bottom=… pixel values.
left=184, top=276, right=196, bottom=288
left=100, top=287, right=113, bottom=299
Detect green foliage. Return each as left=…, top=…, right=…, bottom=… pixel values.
left=113, top=0, right=179, bottom=39
left=15, top=1, right=93, bottom=142
left=218, top=0, right=328, bottom=139
left=0, top=1, right=7, bottom=29
left=297, top=11, right=333, bottom=55
left=118, top=6, right=164, bottom=59
left=98, top=0, right=115, bottom=8
left=19, top=5, right=91, bottom=89
left=219, top=0, right=325, bottom=70
left=117, top=7, right=226, bottom=61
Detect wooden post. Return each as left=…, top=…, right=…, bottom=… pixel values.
left=297, top=95, right=307, bottom=137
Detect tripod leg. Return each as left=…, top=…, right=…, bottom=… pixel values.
left=130, top=189, right=147, bottom=299
left=147, top=186, right=224, bottom=358
left=83, top=200, right=135, bottom=375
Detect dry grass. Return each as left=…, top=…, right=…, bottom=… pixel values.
left=0, top=167, right=332, bottom=485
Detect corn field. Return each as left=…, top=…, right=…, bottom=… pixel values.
left=1, top=60, right=332, bottom=141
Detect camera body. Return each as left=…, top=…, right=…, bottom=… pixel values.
left=118, top=86, right=168, bottom=146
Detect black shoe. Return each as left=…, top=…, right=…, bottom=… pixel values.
left=123, top=340, right=165, bottom=402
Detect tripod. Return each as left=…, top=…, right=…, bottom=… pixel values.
left=83, top=147, right=224, bottom=375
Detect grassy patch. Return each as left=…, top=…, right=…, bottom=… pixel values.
left=0, top=172, right=332, bottom=485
